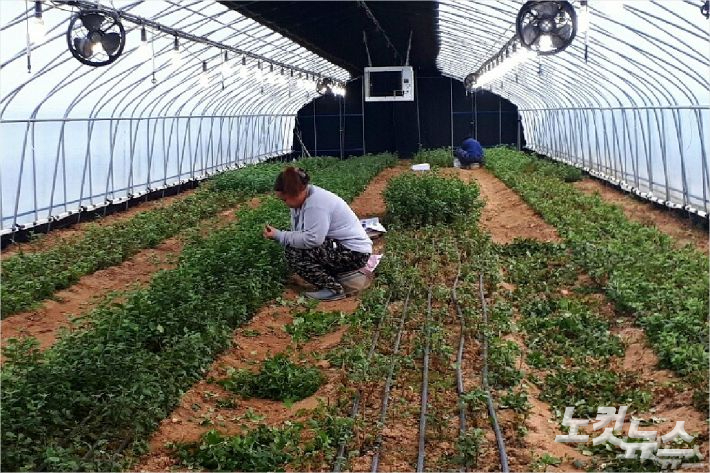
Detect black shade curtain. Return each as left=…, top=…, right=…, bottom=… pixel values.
left=293, top=70, right=524, bottom=159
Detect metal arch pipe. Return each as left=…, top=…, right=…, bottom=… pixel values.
left=48, top=0, right=346, bottom=81
left=624, top=4, right=709, bottom=73
left=164, top=0, right=340, bottom=76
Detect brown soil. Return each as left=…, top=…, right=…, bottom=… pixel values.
left=0, top=200, right=256, bottom=356
left=134, top=287, right=358, bottom=471
left=448, top=168, right=560, bottom=244
left=1, top=236, right=182, bottom=353
left=349, top=163, right=411, bottom=218
left=1, top=188, right=197, bottom=257
left=613, top=327, right=709, bottom=458
left=574, top=178, right=708, bottom=254
left=134, top=166, right=400, bottom=471
left=498, top=315, right=587, bottom=472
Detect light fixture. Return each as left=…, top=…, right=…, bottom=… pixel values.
left=170, top=36, right=182, bottom=68
left=220, top=50, right=231, bottom=77
left=467, top=39, right=537, bottom=90
left=136, top=25, right=151, bottom=61
left=199, top=60, right=209, bottom=88
left=578, top=0, right=590, bottom=34
left=579, top=0, right=590, bottom=62
left=237, top=55, right=248, bottom=79
left=28, top=1, right=45, bottom=44
left=317, top=76, right=332, bottom=95
left=255, top=61, right=264, bottom=81
left=266, top=62, right=276, bottom=85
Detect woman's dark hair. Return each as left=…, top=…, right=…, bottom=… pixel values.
left=274, top=166, right=310, bottom=196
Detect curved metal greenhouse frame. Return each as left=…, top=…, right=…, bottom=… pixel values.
left=1, top=0, right=708, bottom=233
left=0, top=0, right=349, bottom=233
left=437, top=0, right=709, bottom=216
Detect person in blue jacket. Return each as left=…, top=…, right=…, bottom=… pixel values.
left=454, top=137, right=485, bottom=168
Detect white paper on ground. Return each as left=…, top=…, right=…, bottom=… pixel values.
left=362, top=254, right=383, bottom=275
left=411, top=163, right=430, bottom=171
left=360, top=216, right=387, bottom=233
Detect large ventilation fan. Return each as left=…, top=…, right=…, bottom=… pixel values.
left=316, top=77, right=333, bottom=95
left=66, top=9, right=126, bottom=66
left=516, top=1, right=577, bottom=56
left=464, top=73, right=478, bottom=92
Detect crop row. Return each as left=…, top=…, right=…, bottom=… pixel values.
left=0, top=155, right=353, bottom=319
left=0, top=154, right=396, bottom=472
left=485, top=148, right=709, bottom=403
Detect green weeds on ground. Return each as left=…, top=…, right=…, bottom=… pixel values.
left=1, top=154, right=396, bottom=318
left=219, top=354, right=323, bottom=403
left=0, top=155, right=395, bottom=472
left=486, top=148, right=709, bottom=406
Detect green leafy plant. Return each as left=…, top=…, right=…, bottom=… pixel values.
left=455, top=428, right=485, bottom=469
left=384, top=172, right=482, bottom=227
left=413, top=147, right=454, bottom=168
left=531, top=453, right=562, bottom=472
left=486, top=148, right=708, bottom=396
left=0, top=155, right=394, bottom=472
left=540, top=368, right=652, bottom=417
left=285, top=309, right=345, bottom=342
left=499, top=389, right=531, bottom=413
left=175, top=425, right=301, bottom=472
left=219, top=354, right=324, bottom=403
left=487, top=337, right=523, bottom=389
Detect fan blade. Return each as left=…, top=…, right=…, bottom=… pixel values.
left=550, top=33, right=567, bottom=49
left=74, top=37, right=93, bottom=58
left=101, top=32, right=121, bottom=55
left=555, top=23, right=573, bottom=40
left=534, top=1, right=560, bottom=17
left=80, top=13, right=105, bottom=33
left=522, top=23, right=540, bottom=45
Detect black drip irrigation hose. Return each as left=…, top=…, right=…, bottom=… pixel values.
left=451, top=261, right=467, bottom=439
left=416, top=286, right=433, bottom=473
left=370, top=289, right=413, bottom=472
left=333, top=293, right=393, bottom=473
left=479, top=273, right=510, bottom=473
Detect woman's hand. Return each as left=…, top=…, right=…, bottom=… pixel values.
left=263, top=225, right=277, bottom=239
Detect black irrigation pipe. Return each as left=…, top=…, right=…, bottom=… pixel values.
left=416, top=286, right=433, bottom=473
left=451, top=260, right=467, bottom=438
left=333, top=293, right=393, bottom=473
left=370, top=289, right=413, bottom=473
left=479, top=273, right=510, bottom=473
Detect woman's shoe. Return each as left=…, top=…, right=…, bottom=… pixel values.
left=304, top=287, right=346, bottom=301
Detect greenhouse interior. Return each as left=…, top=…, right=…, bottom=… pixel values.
left=0, top=0, right=708, bottom=471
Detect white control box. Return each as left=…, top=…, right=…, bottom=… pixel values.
left=364, top=66, right=414, bottom=102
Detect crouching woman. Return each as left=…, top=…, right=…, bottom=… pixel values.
left=263, top=166, right=372, bottom=301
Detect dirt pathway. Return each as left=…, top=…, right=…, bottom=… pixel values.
left=134, top=165, right=410, bottom=470
left=447, top=167, right=560, bottom=244
left=1, top=202, right=255, bottom=354
left=574, top=178, right=708, bottom=254
left=349, top=162, right=411, bottom=218
left=135, top=289, right=359, bottom=471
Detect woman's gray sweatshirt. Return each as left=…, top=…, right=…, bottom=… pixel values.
left=274, top=185, right=372, bottom=254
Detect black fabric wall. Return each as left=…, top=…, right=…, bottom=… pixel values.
left=293, top=70, right=524, bottom=159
